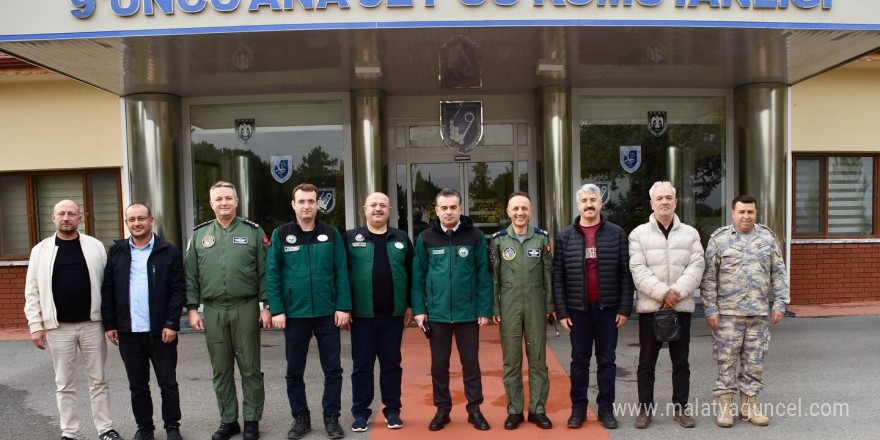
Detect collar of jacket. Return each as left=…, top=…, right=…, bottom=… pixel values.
left=569, top=213, right=606, bottom=232
left=505, top=224, right=536, bottom=239
left=649, top=213, right=680, bottom=232
left=429, top=214, right=475, bottom=233
left=113, top=232, right=167, bottom=249
left=291, top=219, right=327, bottom=240
left=354, top=225, right=405, bottom=241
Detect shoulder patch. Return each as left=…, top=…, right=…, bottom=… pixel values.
left=242, top=219, right=261, bottom=229
left=491, top=230, right=507, bottom=239
left=194, top=220, right=212, bottom=231
left=709, top=225, right=731, bottom=238
left=756, top=223, right=777, bottom=238
left=533, top=227, right=549, bottom=237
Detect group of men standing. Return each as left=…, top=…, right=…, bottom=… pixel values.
left=23, top=179, right=789, bottom=440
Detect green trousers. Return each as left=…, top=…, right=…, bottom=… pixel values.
left=204, top=299, right=265, bottom=423
left=499, top=296, right=550, bottom=415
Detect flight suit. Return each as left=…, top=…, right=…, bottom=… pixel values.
left=185, top=217, right=269, bottom=424
left=490, top=225, right=554, bottom=415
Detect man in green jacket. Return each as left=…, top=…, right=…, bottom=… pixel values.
left=185, top=181, right=271, bottom=440
left=490, top=191, right=555, bottom=430
left=343, top=192, right=413, bottom=432
left=266, top=183, right=352, bottom=440
left=412, top=188, right=494, bottom=432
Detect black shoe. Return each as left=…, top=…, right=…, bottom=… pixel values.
left=243, top=421, right=259, bottom=440
left=212, top=422, right=241, bottom=440
left=288, top=413, right=312, bottom=440
left=428, top=410, right=450, bottom=431
left=324, top=414, right=344, bottom=440
left=132, top=427, right=155, bottom=440
left=503, top=413, right=523, bottom=430
left=99, top=430, right=125, bottom=440
left=528, top=413, right=553, bottom=429
left=467, top=411, right=490, bottom=430
left=166, top=427, right=183, bottom=440
left=567, top=410, right=587, bottom=428
left=598, top=411, right=618, bottom=429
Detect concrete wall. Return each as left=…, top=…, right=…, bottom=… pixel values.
left=0, top=72, right=123, bottom=171
left=791, top=62, right=880, bottom=153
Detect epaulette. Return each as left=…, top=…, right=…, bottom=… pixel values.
left=242, top=219, right=261, bottom=229
left=533, top=227, right=549, bottom=237
left=491, top=230, right=507, bottom=239
left=709, top=225, right=731, bottom=238
left=193, top=220, right=212, bottom=231
left=755, top=223, right=777, bottom=238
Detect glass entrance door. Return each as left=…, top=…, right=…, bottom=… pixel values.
left=391, top=123, right=531, bottom=239
left=407, top=161, right=514, bottom=237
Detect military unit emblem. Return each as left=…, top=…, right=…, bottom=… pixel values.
left=620, top=145, right=642, bottom=174
left=201, top=235, right=216, bottom=248
left=648, top=110, right=668, bottom=137
left=235, top=118, right=255, bottom=144
left=270, top=155, right=293, bottom=184
left=502, top=247, right=517, bottom=261
left=440, top=101, right=484, bottom=155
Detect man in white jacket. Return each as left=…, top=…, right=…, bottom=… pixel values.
left=23, top=199, right=124, bottom=440
left=628, top=182, right=705, bottom=429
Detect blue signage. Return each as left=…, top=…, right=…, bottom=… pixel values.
left=70, top=0, right=832, bottom=19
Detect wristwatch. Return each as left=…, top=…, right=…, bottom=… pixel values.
left=263, top=304, right=271, bottom=311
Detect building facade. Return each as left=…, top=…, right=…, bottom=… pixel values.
left=1, top=1, right=880, bottom=328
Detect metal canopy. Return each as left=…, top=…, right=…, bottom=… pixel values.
left=1, top=26, right=878, bottom=97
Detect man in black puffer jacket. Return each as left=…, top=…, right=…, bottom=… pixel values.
left=553, top=183, right=634, bottom=431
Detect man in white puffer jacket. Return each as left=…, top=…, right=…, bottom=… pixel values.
left=628, top=182, right=705, bottom=430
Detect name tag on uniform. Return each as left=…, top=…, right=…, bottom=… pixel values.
left=432, top=249, right=446, bottom=255
left=284, top=246, right=300, bottom=252
left=527, top=249, right=541, bottom=257
left=352, top=242, right=367, bottom=248
left=233, top=237, right=248, bottom=244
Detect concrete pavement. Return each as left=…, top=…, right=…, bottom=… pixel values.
left=1, top=314, right=878, bottom=440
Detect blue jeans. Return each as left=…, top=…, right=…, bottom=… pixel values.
left=568, top=304, right=619, bottom=414
left=284, top=316, right=342, bottom=416
left=350, top=314, right=404, bottom=419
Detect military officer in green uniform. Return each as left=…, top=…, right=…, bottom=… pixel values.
left=490, top=191, right=555, bottom=430
left=185, top=181, right=272, bottom=440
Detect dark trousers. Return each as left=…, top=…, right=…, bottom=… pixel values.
left=568, top=304, right=618, bottom=414
left=350, top=314, right=404, bottom=419
left=637, top=312, right=692, bottom=409
left=429, top=321, right=483, bottom=413
left=284, top=316, right=342, bottom=417
left=117, top=332, right=181, bottom=430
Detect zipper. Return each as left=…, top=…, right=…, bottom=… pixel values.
left=307, top=232, right=315, bottom=317
left=448, top=230, right=454, bottom=323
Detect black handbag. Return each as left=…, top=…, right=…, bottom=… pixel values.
left=653, top=308, right=680, bottom=342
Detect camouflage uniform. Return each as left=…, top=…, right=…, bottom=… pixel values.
left=701, top=224, right=789, bottom=397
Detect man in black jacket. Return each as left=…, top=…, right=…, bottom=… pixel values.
left=552, top=184, right=634, bottom=430
left=101, top=203, right=186, bottom=440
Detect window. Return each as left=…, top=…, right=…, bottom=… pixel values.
left=793, top=155, right=876, bottom=238
left=190, top=100, right=346, bottom=234
left=578, top=95, right=727, bottom=245
left=0, top=169, right=122, bottom=259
